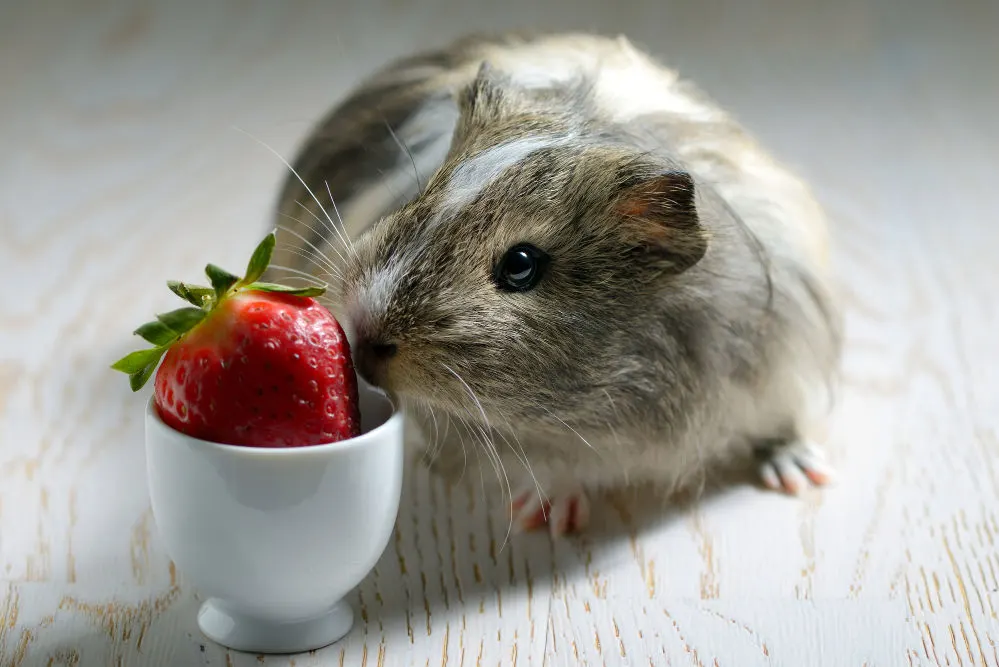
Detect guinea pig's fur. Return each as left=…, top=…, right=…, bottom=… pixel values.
left=267, top=32, right=842, bottom=534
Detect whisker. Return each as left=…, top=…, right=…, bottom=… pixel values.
left=442, top=364, right=490, bottom=433
left=443, top=363, right=514, bottom=546
left=539, top=405, right=603, bottom=459
left=313, top=292, right=340, bottom=309
left=283, top=204, right=350, bottom=260
left=274, top=228, right=344, bottom=284
left=275, top=238, right=331, bottom=267
left=231, top=125, right=352, bottom=261
left=505, top=425, right=547, bottom=508
left=458, top=413, right=487, bottom=494
left=602, top=388, right=617, bottom=415
left=478, top=424, right=513, bottom=550
left=412, top=379, right=452, bottom=468
left=382, top=118, right=423, bottom=196
left=265, top=273, right=326, bottom=286
left=441, top=364, right=500, bottom=478
left=274, top=243, right=341, bottom=282
left=450, top=412, right=467, bottom=483
left=273, top=251, right=341, bottom=286
left=267, top=263, right=331, bottom=285
left=492, top=424, right=543, bottom=545
left=279, top=215, right=347, bottom=268
left=423, top=402, right=442, bottom=465
left=461, top=404, right=504, bottom=495
left=324, top=180, right=360, bottom=260
left=412, top=383, right=465, bottom=483
left=283, top=202, right=332, bottom=237
left=439, top=407, right=451, bottom=455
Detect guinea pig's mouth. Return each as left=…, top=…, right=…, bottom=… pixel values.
left=347, top=343, right=499, bottom=430
left=337, top=296, right=503, bottom=429
left=349, top=346, right=437, bottom=407
left=342, top=322, right=397, bottom=392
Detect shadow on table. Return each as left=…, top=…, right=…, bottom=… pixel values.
left=11, top=458, right=763, bottom=665
left=350, top=447, right=763, bottom=647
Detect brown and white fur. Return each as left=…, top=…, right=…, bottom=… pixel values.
left=266, top=32, right=842, bottom=536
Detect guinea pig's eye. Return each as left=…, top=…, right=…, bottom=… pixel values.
left=494, top=243, right=549, bottom=292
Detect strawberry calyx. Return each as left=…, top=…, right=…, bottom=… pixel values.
left=111, top=230, right=327, bottom=391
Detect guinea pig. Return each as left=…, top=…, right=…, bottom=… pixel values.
left=265, top=31, right=843, bottom=536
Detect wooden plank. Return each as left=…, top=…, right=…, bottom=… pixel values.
left=2, top=0, right=998, bottom=664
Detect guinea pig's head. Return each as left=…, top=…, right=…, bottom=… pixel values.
left=338, top=66, right=710, bottom=430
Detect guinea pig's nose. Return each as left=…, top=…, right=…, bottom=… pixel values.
left=354, top=338, right=398, bottom=386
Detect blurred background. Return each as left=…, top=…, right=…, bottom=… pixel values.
left=2, top=1, right=998, bottom=665
left=3, top=0, right=997, bottom=275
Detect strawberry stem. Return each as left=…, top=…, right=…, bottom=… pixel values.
left=111, top=230, right=328, bottom=391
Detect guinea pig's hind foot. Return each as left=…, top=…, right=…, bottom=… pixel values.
left=510, top=481, right=590, bottom=537
left=753, top=438, right=835, bottom=495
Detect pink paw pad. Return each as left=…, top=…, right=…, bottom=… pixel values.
left=511, top=484, right=590, bottom=536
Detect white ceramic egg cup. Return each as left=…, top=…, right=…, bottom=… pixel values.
left=144, top=380, right=404, bottom=654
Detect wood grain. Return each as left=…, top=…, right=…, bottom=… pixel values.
left=2, top=0, right=998, bottom=665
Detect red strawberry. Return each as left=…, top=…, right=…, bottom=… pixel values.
left=113, top=231, right=361, bottom=447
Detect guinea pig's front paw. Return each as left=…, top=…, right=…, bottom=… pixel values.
left=754, top=438, right=835, bottom=495
left=511, top=480, right=590, bottom=537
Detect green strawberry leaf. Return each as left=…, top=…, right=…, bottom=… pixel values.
left=168, top=281, right=214, bottom=308
left=134, top=321, right=177, bottom=346
left=115, top=231, right=336, bottom=394
left=242, top=281, right=327, bottom=297
left=205, top=264, right=239, bottom=300
left=167, top=280, right=189, bottom=300
left=156, top=307, right=206, bottom=335
left=111, top=346, right=167, bottom=374
left=243, top=231, right=276, bottom=285
left=128, top=361, right=159, bottom=391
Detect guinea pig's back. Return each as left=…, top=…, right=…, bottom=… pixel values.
left=271, top=32, right=687, bottom=269
left=272, top=32, right=831, bottom=276
left=271, top=54, right=457, bottom=261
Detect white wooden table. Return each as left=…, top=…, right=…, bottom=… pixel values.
left=3, top=1, right=998, bottom=665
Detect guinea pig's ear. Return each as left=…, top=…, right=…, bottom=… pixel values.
left=612, top=170, right=708, bottom=274
left=458, top=61, right=508, bottom=120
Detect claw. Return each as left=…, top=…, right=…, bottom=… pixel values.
left=757, top=439, right=834, bottom=495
